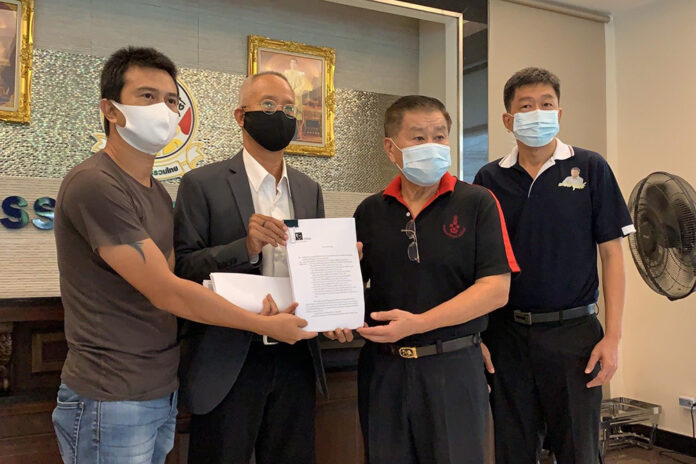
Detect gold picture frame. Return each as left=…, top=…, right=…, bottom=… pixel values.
left=0, top=0, right=33, bottom=123
left=248, top=35, right=335, bottom=157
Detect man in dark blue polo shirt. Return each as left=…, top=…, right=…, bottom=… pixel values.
left=351, top=95, right=519, bottom=464
left=474, top=67, right=634, bottom=464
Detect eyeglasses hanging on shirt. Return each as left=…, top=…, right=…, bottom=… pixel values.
left=401, top=218, right=420, bottom=263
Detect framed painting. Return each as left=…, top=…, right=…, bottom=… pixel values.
left=248, top=35, right=335, bottom=157
left=0, top=0, right=33, bottom=123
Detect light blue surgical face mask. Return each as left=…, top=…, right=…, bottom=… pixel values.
left=391, top=140, right=451, bottom=187
left=512, top=109, right=559, bottom=147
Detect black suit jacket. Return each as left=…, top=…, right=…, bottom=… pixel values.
left=173, top=150, right=327, bottom=415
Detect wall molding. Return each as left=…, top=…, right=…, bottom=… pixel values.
left=501, top=0, right=611, bottom=23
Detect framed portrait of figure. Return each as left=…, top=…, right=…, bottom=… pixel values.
left=248, top=35, right=335, bottom=157
left=0, top=0, right=33, bottom=123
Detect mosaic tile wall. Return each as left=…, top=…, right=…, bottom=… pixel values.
left=0, top=49, right=399, bottom=192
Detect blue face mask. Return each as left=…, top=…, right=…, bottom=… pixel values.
left=512, top=109, right=559, bottom=147
left=391, top=140, right=451, bottom=187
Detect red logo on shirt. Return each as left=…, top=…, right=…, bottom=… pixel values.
left=443, top=215, right=466, bottom=238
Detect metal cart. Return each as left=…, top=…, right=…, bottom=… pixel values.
left=600, top=397, right=662, bottom=458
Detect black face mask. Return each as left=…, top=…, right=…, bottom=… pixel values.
left=243, top=110, right=297, bottom=152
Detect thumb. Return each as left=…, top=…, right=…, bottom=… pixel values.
left=294, top=316, right=309, bottom=328
left=481, top=343, right=495, bottom=374
left=585, top=350, right=600, bottom=374
left=370, top=310, right=399, bottom=321
left=484, top=356, right=495, bottom=374
left=282, top=302, right=299, bottom=314
left=259, top=295, right=272, bottom=316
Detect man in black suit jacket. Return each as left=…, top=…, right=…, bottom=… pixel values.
left=174, top=71, right=326, bottom=464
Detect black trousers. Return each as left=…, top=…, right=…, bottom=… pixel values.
left=484, top=314, right=604, bottom=464
left=188, top=341, right=316, bottom=464
left=358, top=341, right=488, bottom=464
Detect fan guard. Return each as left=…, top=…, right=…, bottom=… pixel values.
left=628, top=172, right=696, bottom=300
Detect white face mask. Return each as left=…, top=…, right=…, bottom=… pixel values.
left=391, top=140, right=451, bottom=187
left=511, top=109, right=559, bottom=147
left=110, top=101, right=179, bottom=155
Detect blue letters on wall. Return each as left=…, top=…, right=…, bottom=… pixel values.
left=1, top=196, right=55, bottom=230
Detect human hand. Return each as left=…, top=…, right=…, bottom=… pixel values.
left=585, top=335, right=619, bottom=388
left=356, top=310, right=421, bottom=343
left=481, top=341, right=494, bottom=393
left=260, top=302, right=318, bottom=344
left=259, top=294, right=280, bottom=316
left=323, top=328, right=356, bottom=343
left=246, top=214, right=288, bottom=256
left=481, top=342, right=495, bottom=374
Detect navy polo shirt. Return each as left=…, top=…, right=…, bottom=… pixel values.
left=354, top=172, right=519, bottom=345
left=474, top=139, right=634, bottom=313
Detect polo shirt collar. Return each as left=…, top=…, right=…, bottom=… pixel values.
left=242, top=148, right=290, bottom=194
left=383, top=172, right=457, bottom=210
left=498, top=138, right=574, bottom=168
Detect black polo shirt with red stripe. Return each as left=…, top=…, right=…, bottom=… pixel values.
left=474, top=139, right=634, bottom=313
left=354, top=172, right=519, bottom=346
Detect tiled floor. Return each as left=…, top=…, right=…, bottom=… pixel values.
left=605, top=446, right=696, bottom=463
left=539, top=446, right=696, bottom=463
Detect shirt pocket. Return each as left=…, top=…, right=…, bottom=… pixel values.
left=550, top=183, right=593, bottom=234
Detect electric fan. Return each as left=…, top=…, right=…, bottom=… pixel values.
left=627, top=172, right=696, bottom=300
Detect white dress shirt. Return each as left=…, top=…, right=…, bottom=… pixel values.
left=242, top=148, right=294, bottom=277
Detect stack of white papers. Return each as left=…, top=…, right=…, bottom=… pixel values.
left=208, top=273, right=293, bottom=314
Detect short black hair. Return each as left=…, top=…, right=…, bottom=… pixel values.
left=503, top=67, right=560, bottom=112
left=100, top=46, right=178, bottom=136
left=384, top=95, right=452, bottom=137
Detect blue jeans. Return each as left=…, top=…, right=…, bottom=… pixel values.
left=52, top=384, right=178, bottom=464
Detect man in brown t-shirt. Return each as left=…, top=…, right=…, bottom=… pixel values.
left=51, top=47, right=317, bottom=464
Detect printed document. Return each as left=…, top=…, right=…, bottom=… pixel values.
left=285, top=217, right=365, bottom=331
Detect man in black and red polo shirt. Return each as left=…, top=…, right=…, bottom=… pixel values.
left=352, top=95, right=519, bottom=464
left=474, top=67, right=634, bottom=464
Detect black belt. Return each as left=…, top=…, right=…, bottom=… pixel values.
left=512, top=304, right=596, bottom=325
left=251, top=334, right=279, bottom=345
left=376, top=334, right=481, bottom=359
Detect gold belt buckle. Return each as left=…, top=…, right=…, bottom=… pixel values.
left=398, top=346, right=418, bottom=359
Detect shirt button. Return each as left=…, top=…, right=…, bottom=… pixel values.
left=406, top=212, right=411, bottom=217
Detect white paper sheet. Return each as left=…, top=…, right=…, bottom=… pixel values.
left=285, top=217, right=365, bottom=332
left=209, top=273, right=293, bottom=314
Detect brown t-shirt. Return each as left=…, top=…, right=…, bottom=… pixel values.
left=55, top=151, right=178, bottom=401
